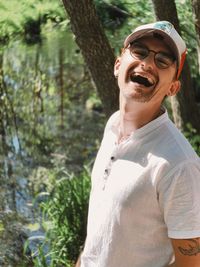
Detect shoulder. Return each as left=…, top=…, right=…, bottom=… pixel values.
left=157, top=158, right=200, bottom=191
left=151, top=117, right=199, bottom=169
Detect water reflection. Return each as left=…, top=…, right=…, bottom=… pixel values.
left=0, top=27, right=105, bottom=263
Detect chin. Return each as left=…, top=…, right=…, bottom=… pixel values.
left=123, top=86, right=155, bottom=103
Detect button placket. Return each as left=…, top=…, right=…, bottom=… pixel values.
left=102, top=154, right=117, bottom=190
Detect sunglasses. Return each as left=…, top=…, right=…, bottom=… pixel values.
left=128, top=42, right=176, bottom=69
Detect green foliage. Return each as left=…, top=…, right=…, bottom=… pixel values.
left=102, top=0, right=154, bottom=53
left=0, top=0, right=154, bottom=46
left=0, top=0, right=65, bottom=43
left=2, top=28, right=105, bottom=170
left=94, top=0, right=131, bottom=30
left=176, top=0, right=199, bottom=78
left=37, top=166, right=91, bottom=267
left=176, top=0, right=200, bottom=99
left=1, top=2, right=200, bottom=266
left=183, top=123, right=200, bottom=156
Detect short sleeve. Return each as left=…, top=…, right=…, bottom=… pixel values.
left=157, top=159, right=200, bottom=239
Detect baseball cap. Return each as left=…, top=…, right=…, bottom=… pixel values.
left=124, top=21, right=187, bottom=78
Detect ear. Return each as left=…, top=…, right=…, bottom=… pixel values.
left=114, top=57, right=121, bottom=77
left=167, top=80, right=181, bottom=96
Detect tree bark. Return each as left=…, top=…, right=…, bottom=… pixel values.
left=191, top=0, right=200, bottom=74
left=152, top=0, right=200, bottom=133
left=61, top=0, right=119, bottom=117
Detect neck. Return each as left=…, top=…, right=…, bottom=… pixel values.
left=118, top=98, right=163, bottom=143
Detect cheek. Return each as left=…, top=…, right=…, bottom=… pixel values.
left=117, top=63, right=128, bottom=82
left=117, top=57, right=138, bottom=81
left=158, top=70, right=176, bottom=87
left=154, top=80, right=174, bottom=98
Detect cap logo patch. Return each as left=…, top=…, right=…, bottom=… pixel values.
left=153, top=21, right=173, bottom=34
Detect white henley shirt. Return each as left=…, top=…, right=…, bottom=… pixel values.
left=81, top=109, right=200, bottom=267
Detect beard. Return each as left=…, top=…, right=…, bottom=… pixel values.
left=122, top=84, right=159, bottom=103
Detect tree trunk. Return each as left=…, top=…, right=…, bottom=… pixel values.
left=191, top=0, right=200, bottom=74
left=152, top=0, right=200, bottom=133
left=61, top=0, right=119, bottom=117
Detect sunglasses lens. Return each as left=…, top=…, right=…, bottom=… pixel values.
left=155, top=53, right=174, bottom=69
left=130, top=45, right=148, bottom=60
left=129, top=42, right=175, bottom=69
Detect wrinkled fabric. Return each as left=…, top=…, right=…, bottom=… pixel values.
left=81, top=109, right=200, bottom=267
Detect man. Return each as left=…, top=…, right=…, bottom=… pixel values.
left=76, top=21, right=200, bottom=267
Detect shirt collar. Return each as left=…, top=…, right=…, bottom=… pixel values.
left=111, top=107, right=169, bottom=140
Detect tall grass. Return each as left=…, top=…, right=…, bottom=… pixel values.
left=33, top=166, right=91, bottom=267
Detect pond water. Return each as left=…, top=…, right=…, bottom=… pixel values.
left=0, top=27, right=106, bottom=264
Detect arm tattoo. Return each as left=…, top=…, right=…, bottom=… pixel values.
left=178, top=238, right=200, bottom=256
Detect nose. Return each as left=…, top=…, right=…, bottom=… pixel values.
left=140, top=51, right=156, bottom=70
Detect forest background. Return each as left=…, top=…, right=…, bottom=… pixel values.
left=0, top=0, right=200, bottom=266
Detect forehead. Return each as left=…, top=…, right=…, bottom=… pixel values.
left=135, top=36, right=174, bottom=54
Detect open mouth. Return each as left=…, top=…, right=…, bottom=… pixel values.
left=130, top=74, right=155, bottom=88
